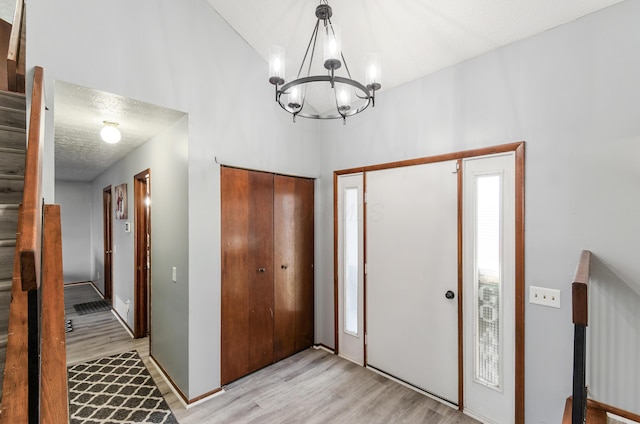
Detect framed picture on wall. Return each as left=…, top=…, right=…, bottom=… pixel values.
left=114, top=183, right=128, bottom=219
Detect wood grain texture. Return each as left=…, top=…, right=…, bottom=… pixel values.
left=221, top=167, right=275, bottom=384
left=18, top=66, right=44, bottom=291
left=335, top=142, right=524, bottom=176
left=175, top=348, right=481, bottom=424
left=16, top=5, right=25, bottom=94
left=515, top=142, right=526, bottom=424
left=274, top=175, right=314, bottom=356
left=102, top=186, right=113, bottom=301
left=221, top=167, right=252, bottom=384
left=562, top=397, right=608, bottom=424
left=6, top=0, right=23, bottom=92
left=0, top=19, right=10, bottom=91
left=222, top=168, right=315, bottom=385
left=332, top=171, right=339, bottom=354
left=65, top=284, right=480, bottom=423
left=587, top=398, right=640, bottom=422
left=247, top=170, right=274, bottom=373
left=572, top=250, right=591, bottom=326
left=273, top=175, right=298, bottom=361
left=0, top=205, right=27, bottom=424
left=456, top=159, right=464, bottom=410
left=40, top=204, right=69, bottom=423
left=293, top=177, right=314, bottom=352
left=134, top=170, right=150, bottom=338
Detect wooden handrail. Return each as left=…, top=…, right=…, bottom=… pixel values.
left=572, top=250, right=591, bottom=326
left=1, top=66, right=69, bottom=422
left=571, top=250, right=591, bottom=424
left=19, top=66, right=45, bottom=292
left=6, top=0, right=24, bottom=92
left=40, top=205, right=69, bottom=423
left=0, top=206, right=29, bottom=423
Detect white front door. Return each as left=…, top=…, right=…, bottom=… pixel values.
left=463, top=153, right=516, bottom=423
left=366, top=161, right=459, bottom=404
left=337, top=173, right=365, bottom=364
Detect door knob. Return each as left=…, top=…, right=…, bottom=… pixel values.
left=445, top=290, right=455, bottom=300
left=258, top=267, right=266, bottom=273
left=281, top=265, right=288, bottom=270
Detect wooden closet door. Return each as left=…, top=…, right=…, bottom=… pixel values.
left=273, top=175, right=314, bottom=361
left=221, top=167, right=274, bottom=385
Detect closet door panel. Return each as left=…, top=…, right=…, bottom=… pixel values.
left=294, top=177, right=314, bottom=351
left=274, top=176, right=315, bottom=359
left=221, top=167, right=251, bottom=385
left=246, top=171, right=275, bottom=372
left=221, top=168, right=274, bottom=384
left=273, top=176, right=297, bottom=361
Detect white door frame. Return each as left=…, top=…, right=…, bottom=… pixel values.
left=337, top=173, right=365, bottom=365
left=462, top=152, right=516, bottom=423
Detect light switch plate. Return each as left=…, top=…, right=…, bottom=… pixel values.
left=530, top=286, right=561, bottom=308
left=172, top=267, right=177, bottom=283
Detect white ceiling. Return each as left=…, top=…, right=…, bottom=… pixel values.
left=54, top=0, right=623, bottom=181
left=54, top=81, right=186, bottom=182
left=207, top=0, right=623, bottom=113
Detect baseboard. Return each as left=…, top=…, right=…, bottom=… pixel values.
left=148, top=354, right=224, bottom=409
left=313, top=343, right=335, bottom=354
left=110, top=309, right=134, bottom=339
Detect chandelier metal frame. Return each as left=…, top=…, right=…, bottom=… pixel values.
left=268, top=0, right=381, bottom=122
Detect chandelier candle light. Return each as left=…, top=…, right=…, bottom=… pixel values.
left=268, top=0, right=381, bottom=123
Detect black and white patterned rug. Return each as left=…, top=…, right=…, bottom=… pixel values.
left=68, top=351, right=179, bottom=424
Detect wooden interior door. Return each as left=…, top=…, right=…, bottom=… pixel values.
left=102, top=185, right=113, bottom=302
left=273, top=175, right=314, bottom=361
left=134, top=169, right=151, bottom=339
left=221, top=167, right=274, bottom=385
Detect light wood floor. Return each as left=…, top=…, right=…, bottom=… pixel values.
left=65, top=283, right=480, bottom=424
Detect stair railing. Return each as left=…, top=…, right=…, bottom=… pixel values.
left=0, top=66, right=69, bottom=423
left=6, top=0, right=25, bottom=93
left=571, top=250, right=591, bottom=424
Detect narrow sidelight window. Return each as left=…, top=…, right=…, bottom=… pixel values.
left=343, top=187, right=359, bottom=336
left=474, top=174, right=502, bottom=390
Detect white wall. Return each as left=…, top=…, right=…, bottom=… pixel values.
left=29, top=0, right=639, bottom=419
left=314, top=2, right=640, bottom=422
left=28, top=0, right=320, bottom=399
left=55, top=180, right=93, bottom=283
left=589, top=256, right=640, bottom=414
left=91, top=115, right=191, bottom=390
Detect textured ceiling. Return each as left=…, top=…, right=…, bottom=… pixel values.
left=206, top=0, right=623, bottom=114
left=54, top=81, right=186, bottom=182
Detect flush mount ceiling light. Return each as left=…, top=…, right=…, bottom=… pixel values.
left=268, top=0, right=381, bottom=123
left=100, top=121, right=121, bottom=144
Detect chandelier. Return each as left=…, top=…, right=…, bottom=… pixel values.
left=268, top=0, right=381, bottom=123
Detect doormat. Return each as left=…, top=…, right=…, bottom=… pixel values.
left=73, top=299, right=110, bottom=315
left=68, top=350, right=178, bottom=424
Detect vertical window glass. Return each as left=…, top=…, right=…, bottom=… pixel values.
left=344, top=187, right=359, bottom=335
left=475, top=174, right=502, bottom=390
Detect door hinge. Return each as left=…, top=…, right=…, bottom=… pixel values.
left=364, top=263, right=368, bottom=275
left=365, top=332, right=368, bottom=345
left=364, top=192, right=367, bottom=203
left=453, top=162, right=460, bottom=173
